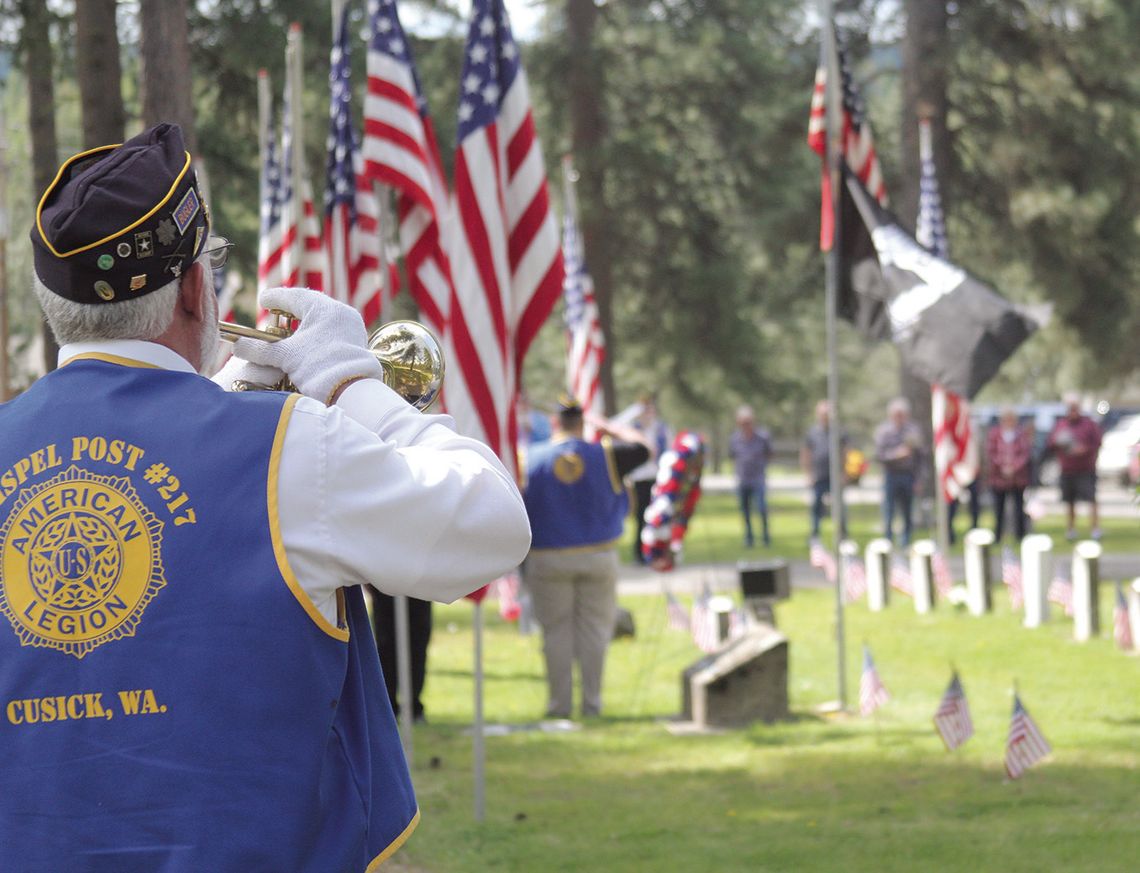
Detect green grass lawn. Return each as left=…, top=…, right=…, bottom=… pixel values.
left=394, top=581, right=1139, bottom=873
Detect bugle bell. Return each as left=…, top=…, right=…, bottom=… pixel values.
left=218, top=310, right=445, bottom=411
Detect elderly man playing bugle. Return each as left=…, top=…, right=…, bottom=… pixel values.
left=0, top=123, right=530, bottom=872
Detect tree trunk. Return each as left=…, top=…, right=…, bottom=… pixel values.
left=566, top=0, right=615, bottom=412
left=75, top=0, right=126, bottom=147
left=18, top=0, right=60, bottom=373
left=899, top=0, right=950, bottom=232
left=139, top=0, right=197, bottom=152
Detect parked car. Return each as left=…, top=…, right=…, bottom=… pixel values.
left=1096, top=413, right=1140, bottom=486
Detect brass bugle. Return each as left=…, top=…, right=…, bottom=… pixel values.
left=219, top=310, right=445, bottom=411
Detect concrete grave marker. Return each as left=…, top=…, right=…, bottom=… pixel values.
left=963, top=528, right=995, bottom=616
left=1020, top=534, right=1053, bottom=628
left=865, top=538, right=892, bottom=612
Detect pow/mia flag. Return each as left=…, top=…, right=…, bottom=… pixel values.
left=839, top=165, right=1047, bottom=399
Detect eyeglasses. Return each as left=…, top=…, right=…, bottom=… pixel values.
left=203, top=235, right=234, bottom=271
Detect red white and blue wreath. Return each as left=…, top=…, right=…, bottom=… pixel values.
left=641, top=431, right=705, bottom=571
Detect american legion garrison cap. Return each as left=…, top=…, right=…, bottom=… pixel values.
left=31, top=123, right=210, bottom=304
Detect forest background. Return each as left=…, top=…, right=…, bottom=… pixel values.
left=0, top=0, right=1137, bottom=463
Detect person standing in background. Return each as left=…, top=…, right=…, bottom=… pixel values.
left=615, top=393, right=669, bottom=564
left=523, top=398, right=649, bottom=719
left=365, top=591, right=433, bottom=723
left=986, top=406, right=1033, bottom=543
left=800, top=399, right=847, bottom=542
left=730, top=405, right=773, bottom=548
left=874, top=397, right=925, bottom=547
left=1046, top=392, right=1103, bottom=541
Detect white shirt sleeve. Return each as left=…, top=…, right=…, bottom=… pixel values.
left=277, top=378, right=532, bottom=624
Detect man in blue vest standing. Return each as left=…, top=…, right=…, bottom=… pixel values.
left=0, top=123, right=531, bottom=872
left=523, top=396, right=649, bottom=719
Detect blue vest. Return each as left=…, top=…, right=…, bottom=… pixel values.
left=524, top=437, right=628, bottom=550
left=0, top=356, right=416, bottom=872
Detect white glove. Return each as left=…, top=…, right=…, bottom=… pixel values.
left=231, top=287, right=384, bottom=404
left=210, top=353, right=286, bottom=393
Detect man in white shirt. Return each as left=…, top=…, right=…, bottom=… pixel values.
left=1, top=122, right=530, bottom=872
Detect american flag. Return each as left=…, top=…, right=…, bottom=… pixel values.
left=859, top=645, right=890, bottom=717
left=361, top=0, right=452, bottom=334
left=665, top=590, right=691, bottom=632
left=276, top=30, right=327, bottom=293
left=690, top=584, right=719, bottom=654
left=447, top=0, right=564, bottom=473
left=257, top=85, right=286, bottom=293
left=325, top=4, right=384, bottom=324
left=843, top=553, right=867, bottom=603
left=561, top=154, right=605, bottom=421
left=807, top=26, right=887, bottom=250
left=1005, top=693, right=1051, bottom=780
left=918, top=117, right=977, bottom=505
left=1113, top=582, right=1134, bottom=651
left=1002, top=547, right=1024, bottom=610
left=932, top=382, right=978, bottom=503
left=810, top=539, right=838, bottom=583
left=1047, top=570, right=1074, bottom=617
left=915, top=117, right=949, bottom=259
left=933, top=671, right=974, bottom=751
left=932, top=550, right=953, bottom=597
left=890, top=556, right=914, bottom=597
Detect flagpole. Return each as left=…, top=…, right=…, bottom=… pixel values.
left=286, top=24, right=306, bottom=275
left=821, top=0, right=847, bottom=712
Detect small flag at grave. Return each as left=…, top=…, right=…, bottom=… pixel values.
left=691, top=584, right=719, bottom=653
left=859, top=645, right=890, bottom=717
left=1001, top=548, right=1023, bottom=610
left=1114, top=582, right=1134, bottom=651
left=1004, top=692, right=1051, bottom=780
left=890, top=557, right=913, bottom=597
left=1047, top=571, right=1074, bottom=617
left=933, top=671, right=974, bottom=751
left=810, top=539, right=838, bottom=583
left=665, top=590, right=691, bottom=632
left=844, top=554, right=867, bottom=603
left=932, top=550, right=953, bottom=597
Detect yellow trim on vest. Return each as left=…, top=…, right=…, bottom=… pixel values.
left=60, top=352, right=162, bottom=370
left=365, top=809, right=421, bottom=872
left=268, top=394, right=350, bottom=642
left=600, top=436, right=623, bottom=494
left=36, top=147, right=193, bottom=258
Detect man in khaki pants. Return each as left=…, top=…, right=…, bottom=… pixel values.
left=523, top=397, right=649, bottom=719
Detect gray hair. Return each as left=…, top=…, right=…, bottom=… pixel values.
left=888, top=397, right=911, bottom=416
left=33, top=271, right=181, bottom=345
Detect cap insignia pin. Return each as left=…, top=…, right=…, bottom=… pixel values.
left=116, top=242, right=132, bottom=258
left=156, top=219, right=177, bottom=247
left=129, top=274, right=147, bottom=292
left=135, top=231, right=154, bottom=258
left=97, top=254, right=114, bottom=271
left=94, top=280, right=115, bottom=301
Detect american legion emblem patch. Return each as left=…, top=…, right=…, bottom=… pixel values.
left=553, top=451, right=585, bottom=485
left=0, top=465, right=166, bottom=659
